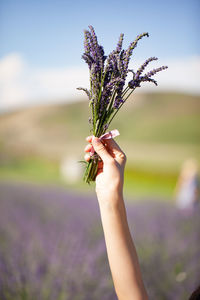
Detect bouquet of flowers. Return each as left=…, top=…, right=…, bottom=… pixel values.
left=77, top=25, right=168, bottom=184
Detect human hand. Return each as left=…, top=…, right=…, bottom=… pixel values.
left=84, top=136, right=126, bottom=205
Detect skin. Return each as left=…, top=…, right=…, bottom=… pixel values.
left=84, top=136, right=148, bottom=300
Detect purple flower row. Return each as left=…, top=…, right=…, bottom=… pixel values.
left=0, top=181, right=199, bottom=299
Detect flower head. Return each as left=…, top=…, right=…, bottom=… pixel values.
left=79, top=26, right=168, bottom=133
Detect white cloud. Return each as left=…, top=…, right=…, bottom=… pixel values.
left=154, top=57, right=200, bottom=94
left=34, top=66, right=89, bottom=100
left=0, top=53, right=200, bottom=112
left=0, top=53, right=90, bottom=112
left=0, top=53, right=29, bottom=109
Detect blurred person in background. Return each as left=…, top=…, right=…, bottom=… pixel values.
left=175, top=158, right=200, bottom=212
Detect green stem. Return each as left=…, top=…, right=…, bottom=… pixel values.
left=83, top=158, right=99, bottom=183
left=96, top=73, right=117, bottom=137
left=96, top=72, right=106, bottom=110
left=108, top=88, right=135, bottom=127
left=107, top=88, right=116, bottom=115
left=121, top=86, right=129, bottom=97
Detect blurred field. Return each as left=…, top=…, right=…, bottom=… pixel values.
left=0, top=92, right=200, bottom=199
left=0, top=181, right=199, bottom=300
left=0, top=93, right=200, bottom=300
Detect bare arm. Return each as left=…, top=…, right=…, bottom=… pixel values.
left=84, top=136, right=148, bottom=300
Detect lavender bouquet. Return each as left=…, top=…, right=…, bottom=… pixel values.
left=78, top=25, right=168, bottom=184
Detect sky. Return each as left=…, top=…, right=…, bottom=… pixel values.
left=0, top=0, right=200, bottom=111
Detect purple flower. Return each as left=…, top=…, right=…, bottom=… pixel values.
left=128, top=79, right=141, bottom=89
left=77, top=87, right=91, bottom=100
left=136, top=57, right=158, bottom=77
left=83, top=30, right=91, bottom=54
left=128, top=63, right=168, bottom=89
left=82, top=53, right=94, bottom=69
left=88, top=25, right=98, bottom=51
left=113, top=95, right=124, bottom=109
left=115, top=33, right=124, bottom=53
left=100, top=77, right=123, bottom=114
left=122, top=32, right=149, bottom=79
left=145, top=65, right=168, bottom=78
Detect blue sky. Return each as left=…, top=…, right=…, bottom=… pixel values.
left=1, top=0, right=199, bottom=68
left=0, top=0, right=200, bottom=111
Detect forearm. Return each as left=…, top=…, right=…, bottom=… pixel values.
left=98, top=193, right=148, bottom=300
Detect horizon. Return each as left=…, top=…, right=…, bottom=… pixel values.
left=0, top=90, right=199, bottom=116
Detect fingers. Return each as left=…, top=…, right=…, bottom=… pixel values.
left=84, top=143, right=92, bottom=162
left=85, top=136, right=93, bottom=160
left=103, top=137, right=122, bottom=153
left=102, top=138, right=126, bottom=165
left=84, top=143, right=92, bottom=152
left=85, top=136, right=113, bottom=163
left=92, top=137, right=113, bottom=163
left=84, top=135, right=126, bottom=165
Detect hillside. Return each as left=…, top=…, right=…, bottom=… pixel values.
left=0, top=92, right=199, bottom=167
left=0, top=92, right=199, bottom=197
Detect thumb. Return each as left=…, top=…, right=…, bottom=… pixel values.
left=92, top=137, right=112, bottom=163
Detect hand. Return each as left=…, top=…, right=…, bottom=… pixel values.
left=84, top=136, right=126, bottom=205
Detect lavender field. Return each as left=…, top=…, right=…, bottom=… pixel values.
left=0, top=181, right=199, bottom=300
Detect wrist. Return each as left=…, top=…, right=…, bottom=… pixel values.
left=96, top=179, right=123, bottom=199
left=97, top=190, right=125, bottom=213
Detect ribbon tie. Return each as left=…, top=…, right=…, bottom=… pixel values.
left=90, top=129, right=120, bottom=156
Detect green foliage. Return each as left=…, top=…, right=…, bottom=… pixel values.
left=0, top=157, right=60, bottom=184
left=124, top=166, right=177, bottom=199
left=112, top=92, right=200, bottom=144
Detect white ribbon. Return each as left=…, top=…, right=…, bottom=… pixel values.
left=90, top=129, right=120, bottom=156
